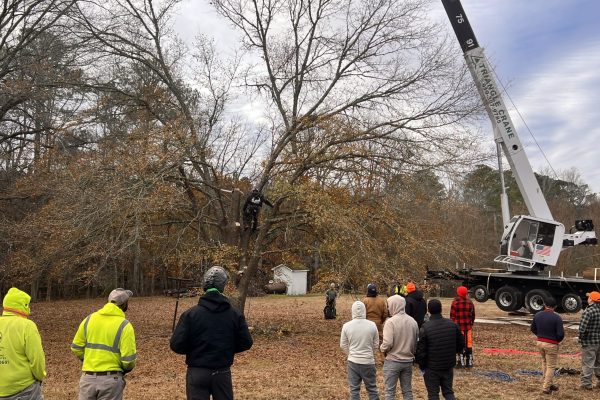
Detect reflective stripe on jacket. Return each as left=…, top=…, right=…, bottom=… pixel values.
left=71, top=302, right=137, bottom=372
left=0, top=288, right=46, bottom=397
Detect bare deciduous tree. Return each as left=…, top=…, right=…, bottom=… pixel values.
left=211, top=0, right=486, bottom=310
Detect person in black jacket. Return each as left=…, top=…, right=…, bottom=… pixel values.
left=416, top=299, right=464, bottom=400
left=170, top=266, right=253, bottom=400
left=242, top=188, right=273, bottom=231
left=405, top=282, right=427, bottom=328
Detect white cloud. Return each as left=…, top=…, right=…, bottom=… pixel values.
left=452, top=0, right=600, bottom=192
left=506, top=39, right=600, bottom=193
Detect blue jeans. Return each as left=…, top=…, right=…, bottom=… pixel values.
left=383, top=360, right=413, bottom=400
left=347, top=361, right=379, bottom=400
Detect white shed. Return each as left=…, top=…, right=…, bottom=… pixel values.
left=271, top=264, right=309, bottom=295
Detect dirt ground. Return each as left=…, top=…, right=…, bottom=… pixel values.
left=29, top=294, right=597, bottom=399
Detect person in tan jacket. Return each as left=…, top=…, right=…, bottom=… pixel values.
left=381, top=295, right=419, bottom=400
left=363, top=283, right=388, bottom=339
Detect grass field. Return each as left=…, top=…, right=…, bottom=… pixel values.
left=30, top=294, right=597, bottom=399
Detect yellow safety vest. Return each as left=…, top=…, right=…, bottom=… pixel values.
left=71, top=302, right=137, bottom=372
left=0, top=288, right=46, bottom=397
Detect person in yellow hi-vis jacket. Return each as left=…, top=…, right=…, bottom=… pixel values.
left=71, top=288, right=137, bottom=400
left=0, top=287, right=46, bottom=399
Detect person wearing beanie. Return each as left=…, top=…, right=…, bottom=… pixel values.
left=405, top=282, right=427, bottom=329
left=340, top=301, right=380, bottom=400
left=0, top=287, right=46, bottom=399
left=381, top=295, right=419, bottom=400
left=530, top=297, right=564, bottom=394
left=416, top=299, right=464, bottom=400
left=579, top=291, right=600, bottom=390
left=363, top=283, right=388, bottom=342
left=450, top=286, right=475, bottom=368
left=170, top=266, right=253, bottom=400
left=71, top=288, right=137, bottom=400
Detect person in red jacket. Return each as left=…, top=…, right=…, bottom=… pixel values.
left=450, top=286, right=475, bottom=368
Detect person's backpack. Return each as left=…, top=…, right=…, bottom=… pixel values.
left=324, top=304, right=335, bottom=320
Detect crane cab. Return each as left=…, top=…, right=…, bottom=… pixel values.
left=496, top=216, right=564, bottom=271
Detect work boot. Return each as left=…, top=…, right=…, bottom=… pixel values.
left=549, top=384, right=558, bottom=391
left=580, top=384, right=593, bottom=390
left=542, top=389, right=551, bottom=395
left=466, top=353, right=474, bottom=369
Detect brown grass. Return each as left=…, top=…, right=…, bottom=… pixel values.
left=31, top=294, right=596, bottom=399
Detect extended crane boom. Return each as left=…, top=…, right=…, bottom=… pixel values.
left=440, top=0, right=597, bottom=271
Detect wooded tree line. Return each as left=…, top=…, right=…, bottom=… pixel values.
left=1, top=0, right=598, bottom=310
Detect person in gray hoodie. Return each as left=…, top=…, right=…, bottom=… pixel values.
left=341, top=301, right=380, bottom=400
left=380, top=295, right=419, bottom=400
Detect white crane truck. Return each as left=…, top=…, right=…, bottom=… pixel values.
left=427, top=0, right=599, bottom=314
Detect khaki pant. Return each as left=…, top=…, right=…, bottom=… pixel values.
left=79, top=373, right=125, bottom=400
left=536, top=341, right=558, bottom=391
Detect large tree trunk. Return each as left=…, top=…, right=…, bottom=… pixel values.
left=46, top=274, right=52, bottom=301
left=231, top=205, right=277, bottom=312
left=30, top=276, right=39, bottom=302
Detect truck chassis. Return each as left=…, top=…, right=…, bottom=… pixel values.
left=427, top=268, right=600, bottom=314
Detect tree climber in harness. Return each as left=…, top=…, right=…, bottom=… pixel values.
left=71, top=288, right=137, bottom=400
left=242, top=188, right=273, bottom=232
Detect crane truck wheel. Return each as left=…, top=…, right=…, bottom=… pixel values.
left=525, top=289, right=552, bottom=314
left=561, top=293, right=583, bottom=313
left=471, top=285, right=489, bottom=302
left=494, top=286, right=523, bottom=312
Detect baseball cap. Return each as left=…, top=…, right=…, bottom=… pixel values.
left=457, top=286, right=468, bottom=297
left=108, top=288, right=133, bottom=305
left=588, top=291, right=600, bottom=302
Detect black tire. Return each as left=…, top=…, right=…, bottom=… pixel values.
left=525, top=289, right=552, bottom=314
left=561, top=293, right=582, bottom=313
left=495, top=286, right=523, bottom=312
left=471, top=285, right=489, bottom=303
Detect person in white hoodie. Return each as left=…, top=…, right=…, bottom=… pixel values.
left=341, top=301, right=380, bottom=400
left=380, top=295, right=419, bottom=400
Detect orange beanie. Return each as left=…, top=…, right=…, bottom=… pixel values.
left=406, top=283, right=416, bottom=293
left=457, top=286, right=468, bottom=297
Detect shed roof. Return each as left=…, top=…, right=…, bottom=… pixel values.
left=272, top=263, right=309, bottom=272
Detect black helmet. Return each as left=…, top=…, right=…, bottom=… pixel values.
left=367, top=283, right=377, bottom=296
left=202, top=266, right=229, bottom=293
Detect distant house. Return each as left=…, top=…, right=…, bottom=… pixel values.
left=271, top=264, right=309, bottom=295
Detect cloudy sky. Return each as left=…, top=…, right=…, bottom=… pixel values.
left=173, top=0, right=600, bottom=192
left=454, top=0, right=600, bottom=193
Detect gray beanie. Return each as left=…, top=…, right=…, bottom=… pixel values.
left=203, top=266, right=229, bottom=293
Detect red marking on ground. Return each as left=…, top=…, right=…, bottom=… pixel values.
left=482, top=348, right=581, bottom=357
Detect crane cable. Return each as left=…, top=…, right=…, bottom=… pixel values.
left=489, top=61, right=560, bottom=181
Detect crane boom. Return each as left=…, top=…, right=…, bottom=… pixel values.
left=441, top=0, right=551, bottom=219
left=440, top=0, right=597, bottom=271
